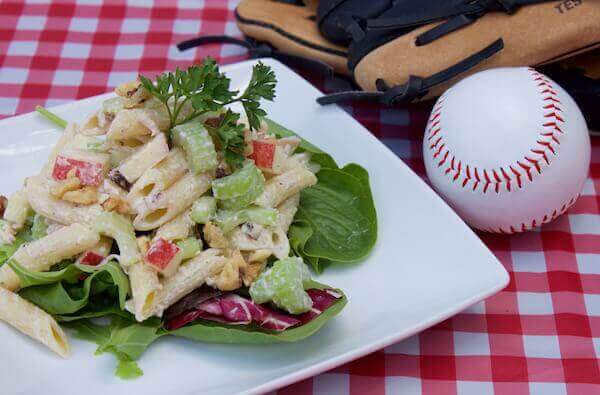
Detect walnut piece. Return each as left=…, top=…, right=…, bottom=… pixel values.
left=210, top=250, right=247, bottom=291
left=62, top=186, right=98, bottom=205
left=115, top=80, right=150, bottom=108
left=137, top=236, right=150, bottom=255
left=242, top=249, right=271, bottom=286
left=50, top=169, right=82, bottom=199
left=0, top=195, right=7, bottom=218
left=203, top=221, right=229, bottom=249
left=102, top=195, right=131, bottom=215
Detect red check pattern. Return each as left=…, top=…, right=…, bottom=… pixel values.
left=0, top=1, right=598, bottom=394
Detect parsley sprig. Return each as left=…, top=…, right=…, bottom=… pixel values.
left=139, top=58, right=276, bottom=168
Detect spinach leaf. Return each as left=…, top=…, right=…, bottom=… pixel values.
left=15, top=261, right=130, bottom=315
left=169, top=281, right=346, bottom=344
left=66, top=315, right=162, bottom=380
left=291, top=166, right=377, bottom=270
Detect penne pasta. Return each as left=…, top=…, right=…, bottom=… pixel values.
left=0, top=287, right=70, bottom=358
left=0, top=223, right=100, bottom=291
left=276, top=193, right=300, bottom=233
left=25, top=175, right=103, bottom=225
left=153, top=248, right=228, bottom=316
left=115, top=132, right=169, bottom=184
left=255, top=165, right=317, bottom=208
left=228, top=224, right=290, bottom=259
left=106, top=108, right=168, bottom=145
left=125, top=262, right=162, bottom=322
left=127, top=148, right=188, bottom=207
left=133, top=172, right=212, bottom=231
left=154, top=209, right=193, bottom=241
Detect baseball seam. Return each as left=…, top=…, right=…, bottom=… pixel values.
left=426, top=68, right=577, bottom=233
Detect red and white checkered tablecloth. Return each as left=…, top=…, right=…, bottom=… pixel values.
left=1, top=1, right=599, bottom=394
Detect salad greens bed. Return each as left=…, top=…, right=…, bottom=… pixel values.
left=0, top=59, right=377, bottom=379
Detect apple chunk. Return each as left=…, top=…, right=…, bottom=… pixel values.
left=52, top=150, right=109, bottom=186
left=145, top=238, right=182, bottom=277
left=248, top=139, right=276, bottom=169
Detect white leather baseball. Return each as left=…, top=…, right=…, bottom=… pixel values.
left=423, top=67, right=590, bottom=233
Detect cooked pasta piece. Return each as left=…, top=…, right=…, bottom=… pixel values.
left=133, top=172, right=212, bottom=231
left=80, top=111, right=106, bottom=136
left=255, top=165, right=317, bottom=208
left=277, top=193, right=300, bottom=233
left=0, top=223, right=100, bottom=291
left=3, top=189, right=30, bottom=230
left=0, top=287, right=70, bottom=358
left=228, top=224, right=290, bottom=259
left=125, top=262, right=161, bottom=322
left=115, top=132, right=169, bottom=184
left=127, top=148, right=188, bottom=207
left=154, top=209, right=193, bottom=241
left=25, top=175, right=103, bottom=225
left=42, top=123, right=78, bottom=178
left=92, top=211, right=140, bottom=267
left=152, top=248, right=228, bottom=316
left=106, top=108, right=168, bottom=145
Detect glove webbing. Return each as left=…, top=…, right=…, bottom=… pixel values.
left=177, top=35, right=335, bottom=78
left=318, top=38, right=504, bottom=105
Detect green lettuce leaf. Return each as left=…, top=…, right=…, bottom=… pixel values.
left=66, top=316, right=162, bottom=380
left=169, top=281, right=346, bottom=344
left=14, top=261, right=130, bottom=315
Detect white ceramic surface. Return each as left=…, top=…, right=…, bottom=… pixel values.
left=0, top=59, right=508, bottom=395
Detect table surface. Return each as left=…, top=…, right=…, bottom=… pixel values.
left=0, top=1, right=598, bottom=394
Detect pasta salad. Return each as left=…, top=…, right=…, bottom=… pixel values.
left=0, top=59, right=377, bottom=379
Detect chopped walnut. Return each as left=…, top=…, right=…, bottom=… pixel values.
left=50, top=169, right=82, bottom=199
left=210, top=250, right=246, bottom=291
left=242, top=249, right=271, bottom=286
left=62, top=186, right=98, bottom=205
left=0, top=195, right=7, bottom=218
left=102, top=195, right=131, bottom=215
left=203, top=221, right=230, bottom=249
left=115, top=80, right=150, bottom=108
left=137, top=236, right=150, bottom=255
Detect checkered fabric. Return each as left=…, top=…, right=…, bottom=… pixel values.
left=0, top=1, right=598, bottom=394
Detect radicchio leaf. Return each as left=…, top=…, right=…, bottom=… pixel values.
left=164, top=287, right=342, bottom=332
left=164, top=287, right=221, bottom=321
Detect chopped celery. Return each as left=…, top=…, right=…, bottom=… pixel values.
left=175, top=237, right=202, bottom=260
left=35, top=106, right=68, bottom=129
left=215, top=206, right=278, bottom=233
left=249, top=257, right=312, bottom=314
left=30, top=214, right=48, bottom=241
left=190, top=196, right=216, bottom=224
left=172, top=122, right=218, bottom=173
left=93, top=212, right=140, bottom=266
left=212, top=162, right=265, bottom=210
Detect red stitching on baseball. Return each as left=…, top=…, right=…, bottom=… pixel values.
left=426, top=69, right=565, bottom=197
left=485, top=193, right=580, bottom=234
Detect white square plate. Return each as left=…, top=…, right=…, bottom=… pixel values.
left=0, top=59, right=508, bottom=394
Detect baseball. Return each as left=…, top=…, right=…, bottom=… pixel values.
left=423, top=67, right=590, bottom=233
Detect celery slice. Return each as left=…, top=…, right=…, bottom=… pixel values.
left=215, top=206, right=278, bottom=233
left=172, top=122, right=218, bottom=173
left=212, top=162, right=265, bottom=210
left=249, top=257, right=312, bottom=314
left=175, top=238, right=201, bottom=260
left=190, top=196, right=216, bottom=224
left=35, top=106, right=67, bottom=129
